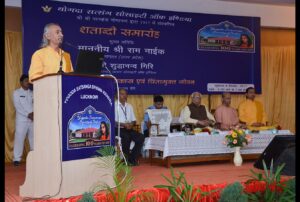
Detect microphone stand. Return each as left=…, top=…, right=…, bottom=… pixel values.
left=57, top=49, right=64, bottom=74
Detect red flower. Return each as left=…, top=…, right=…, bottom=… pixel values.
left=202, top=128, right=211, bottom=134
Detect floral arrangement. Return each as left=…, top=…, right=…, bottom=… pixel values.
left=224, top=129, right=252, bottom=148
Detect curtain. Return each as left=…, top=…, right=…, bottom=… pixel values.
left=4, top=31, right=295, bottom=162
left=129, top=46, right=295, bottom=133
left=260, top=46, right=295, bottom=131
left=5, top=31, right=31, bottom=163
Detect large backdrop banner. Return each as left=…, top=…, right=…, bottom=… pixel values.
left=22, top=0, right=261, bottom=94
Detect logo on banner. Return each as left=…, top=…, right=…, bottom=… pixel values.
left=197, top=21, right=255, bottom=53
left=41, top=5, right=52, bottom=13
left=67, top=105, right=111, bottom=150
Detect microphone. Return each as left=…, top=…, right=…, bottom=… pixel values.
left=57, top=49, right=64, bottom=74
left=64, top=41, right=78, bottom=50
left=102, top=63, right=113, bottom=76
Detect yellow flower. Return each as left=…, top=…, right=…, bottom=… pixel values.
left=238, top=129, right=243, bottom=134
left=231, top=132, right=237, bottom=138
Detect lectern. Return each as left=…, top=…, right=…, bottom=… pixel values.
left=20, top=73, right=115, bottom=198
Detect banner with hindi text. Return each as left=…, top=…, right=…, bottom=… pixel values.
left=22, top=0, right=261, bottom=94
left=61, top=75, right=115, bottom=161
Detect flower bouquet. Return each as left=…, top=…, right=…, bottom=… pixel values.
left=224, top=129, right=252, bottom=166
left=224, top=129, right=252, bottom=148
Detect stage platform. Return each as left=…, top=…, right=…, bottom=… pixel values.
left=6, top=159, right=265, bottom=201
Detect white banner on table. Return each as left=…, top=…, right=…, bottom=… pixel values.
left=147, top=109, right=172, bottom=136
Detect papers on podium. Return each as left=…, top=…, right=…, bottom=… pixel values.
left=147, top=109, right=172, bottom=136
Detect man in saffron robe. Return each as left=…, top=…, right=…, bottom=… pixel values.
left=238, top=87, right=268, bottom=127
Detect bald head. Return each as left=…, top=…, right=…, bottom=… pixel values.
left=191, top=92, right=202, bottom=106
left=222, top=92, right=231, bottom=107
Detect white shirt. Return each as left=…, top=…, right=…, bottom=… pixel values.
left=115, top=101, right=136, bottom=123
left=13, top=87, right=33, bottom=122
left=179, top=105, right=215, bottom=124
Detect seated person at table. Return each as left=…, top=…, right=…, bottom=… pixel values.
left=214, top=92, right=245, bottom=130
left=143, top=95, right=168, bottom=137
left=238, top=87, right=268, bottom=127
left=115, top=88, right=145, bottom=166
left=180, top=92, right=215, bottom=127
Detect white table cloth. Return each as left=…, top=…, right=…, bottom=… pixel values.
left=144, top=131, right=293, bottom=159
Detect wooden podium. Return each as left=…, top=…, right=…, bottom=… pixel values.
left=20, top=74, right=115, bottom=198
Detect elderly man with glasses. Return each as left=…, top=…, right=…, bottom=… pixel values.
left=180, top=92, right=215, bottom=128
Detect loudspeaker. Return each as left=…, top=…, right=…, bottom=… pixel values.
left=254, top=135, right=295, bottom=176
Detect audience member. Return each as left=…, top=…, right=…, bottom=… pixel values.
left=12, top=74, right=34, bottom=166
left=115, top=88, right=144, bottom=166
left=238, top=87, right=268, bottom=127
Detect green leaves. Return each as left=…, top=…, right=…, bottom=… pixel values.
left=91, top=146, right=154, bottom=202
left=278, top=178, right=295, bottom=202
left=78, top=192, right=96, bottom=202
left=154, top=167, right=210, bottom=202
left=219, top=182, right=248, bottom=202
left=95, top=145, right=116, bottom=156
left=245, top=159, right=295, bottom=202
left=87, top=148, right=295, bottom=202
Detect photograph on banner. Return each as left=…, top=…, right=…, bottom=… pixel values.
left=67, top=106, right=111, bottom=149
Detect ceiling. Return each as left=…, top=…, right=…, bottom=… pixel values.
left=218, top=0, right=295, bottom=6
left=5, top=0, right=295, bottom=7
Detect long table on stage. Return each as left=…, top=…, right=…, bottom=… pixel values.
left=144, top=131, right=293, bottom=167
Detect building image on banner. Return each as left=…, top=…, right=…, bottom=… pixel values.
left=67, top=105, right=111, bottom=150
left=197, top=21, right=255, bottom=53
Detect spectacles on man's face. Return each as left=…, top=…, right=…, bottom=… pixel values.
left=193, top=96, right=201, bottom=99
